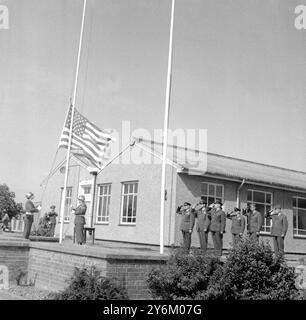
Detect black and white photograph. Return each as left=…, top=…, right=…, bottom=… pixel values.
left=0, top=0, right=306, bottom=312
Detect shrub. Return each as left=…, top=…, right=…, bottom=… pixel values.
left=51, top=266, right=128, bottom=300
left=199, top=238, right=300, bottom=300
left=146, top=248, right=222, bottom=299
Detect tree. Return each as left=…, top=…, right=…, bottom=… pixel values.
left=0, top=183, right=22, bottom=218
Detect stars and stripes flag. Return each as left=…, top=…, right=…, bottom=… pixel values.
left=58, top=105, right=115, bottom=168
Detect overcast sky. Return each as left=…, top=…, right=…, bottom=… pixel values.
left=1, top=0, right=306, bottom=203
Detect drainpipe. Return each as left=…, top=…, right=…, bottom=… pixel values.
left=236, top=179, right=246, bottom=208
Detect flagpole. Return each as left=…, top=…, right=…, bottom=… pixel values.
left=59, top=0, right=87, bottom=243
left=159, top=0, right=175, bottom=254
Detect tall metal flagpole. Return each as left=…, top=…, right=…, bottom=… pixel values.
left=59, top=0, right=87, bottom=243
left=159, top=0, right=175, bottom=254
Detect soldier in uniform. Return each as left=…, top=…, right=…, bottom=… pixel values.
left=176, top=202, right=193, bottom=253
left=1, top=209, right=10, bottom=231
left=209, top=200, right=226, bottom=257
left=47, top=205, right=58, bottom=237
left=23, top=192, right=41, bottom=239
left=189, top=199, right=211, bottom=255
left=265, top=205, right=288, bottom=255
left=243, top=203, right=263, bottom=242
left=72, top=195, right=87, bottom=245
left=226, top=207, right=245, bottom=246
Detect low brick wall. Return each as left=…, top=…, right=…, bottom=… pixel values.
left=0, top=241, right=167, bottom=299
left=0, top=241, right=29, bottom=284
left=106, top=258, right=166, bottom=299
left=27, top=247, right=108, bottom=292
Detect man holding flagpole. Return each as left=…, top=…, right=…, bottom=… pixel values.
left=72, top=195, right=87, bottom=245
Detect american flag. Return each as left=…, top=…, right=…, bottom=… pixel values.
left=58, top=105, right=115, bottom=168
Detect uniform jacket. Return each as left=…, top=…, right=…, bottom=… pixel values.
left=266, top=212, right=288, bottom=237
left=227, top=213, right=245, bottom=235
left=25, top=200, right=39, bottom=216
left=210, top=208, right=226, bottom=233
left=177, top=205, right=192, bottom=232
left=245, top=210, right=263, bottom=233
left=1, top=213, right=9, bottom=224
left=190, top=205, right=211, bottom=232
left=48, top=211, right=58, bottom=224
left=74, top=203, right=87, bottom=225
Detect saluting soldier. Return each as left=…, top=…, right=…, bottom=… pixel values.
left=176, top=202, right=193, bottom=253
left=243, top=203, right=263, bottom=242
left=72, top=195, right=87, bottom=245
left=210, top=200, right=226, bottom=257
left=23, top=192, right=41, bottom=239
left=265, top=205, right=288, bottom=255
left=47, top=205, right=58, bottom=237
left=226, top=207, right=245, bottom=246
left=189, top=199, right=211, bottom=254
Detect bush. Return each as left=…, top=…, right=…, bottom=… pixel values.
left=147, top=240, right=300, bottom=300
left=199, top=238, right=300, bottom=300
left=51, top=266, right=128, bottom=300
left=146, top=248, right=222, bottom=299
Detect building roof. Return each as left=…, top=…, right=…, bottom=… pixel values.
left=135, top=138, right=306, bottom=192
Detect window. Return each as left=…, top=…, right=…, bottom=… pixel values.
left=60, top=187, right=72, bottom=222
left=96, top=184, right=111, bottom=224
left=293, top=197, right=306, bottom=236
left=200, top=182, right=224, bottom=205
left=83, top=185, right=91, bottom=194
left=121, top=182, right=138, bottom=225
left=247, top=189, right=272, bottom=232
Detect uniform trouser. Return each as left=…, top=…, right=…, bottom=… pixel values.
left=248, top=232, right=259, bottom=242
left=75, top=223, right=85, bottom=244
left=181, top=230, right=191, bottom=252
left=23, top=215, right=33, bottom=239
left=50, top=223, right=56, bottom=237
left=197, top=230, right=208, bottom=254
left=211, top=231, right=223, bottom=256
left=232, top=234, right=242, bottom=246
left=273, top=236, right=284, bottom=255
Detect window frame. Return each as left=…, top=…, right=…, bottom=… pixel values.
left=83, top=185, right=92, bottom=195
left=95, top=183, right=112, bottom=225
left=200, top=181, right=224, bottom=205
left=247, top=189, right=273, bottom=233
left=293, top=196, right=306, bottom=238
left=120, top=181, right=139, bottom=226
left=59, top=186, right=73, bottom=223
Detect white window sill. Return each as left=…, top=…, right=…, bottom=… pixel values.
left=293, top=235, right=306, bottom=239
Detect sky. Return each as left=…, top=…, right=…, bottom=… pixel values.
left=1, top=0, right=306, bottom=203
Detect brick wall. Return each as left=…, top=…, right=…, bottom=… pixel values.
left=106, top=259, right=167, bottom=299
left=27, top=248, right=108, bottom=292
left=1, top=241, right=167, bottom=299
left=25, top=243, right=167, bottom=299
left=0, top=242, right=29, bottom=284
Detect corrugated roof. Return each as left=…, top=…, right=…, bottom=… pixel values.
left=136, top=138, right=306, bottom=191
